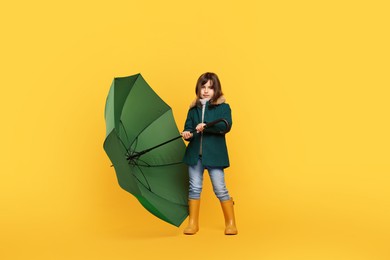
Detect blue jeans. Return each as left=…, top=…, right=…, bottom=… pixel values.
left=188, top=158, right=231, bottom=202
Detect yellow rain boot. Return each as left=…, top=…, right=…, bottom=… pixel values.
left=183, top=199, right=200, bottom=235
left=220, top=198, right=238, bottom=235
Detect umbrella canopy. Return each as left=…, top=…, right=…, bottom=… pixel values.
left=103, top=73, right=188, bottom=227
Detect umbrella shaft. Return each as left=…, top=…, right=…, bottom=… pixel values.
left=127, top=118, right=229, bottom=161
left=127, top=135, right=183, bottom=161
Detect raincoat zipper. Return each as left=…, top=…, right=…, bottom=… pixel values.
left=199, top=99, right=208, bottom=156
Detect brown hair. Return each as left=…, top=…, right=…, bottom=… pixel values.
left=195, top=72, right=223, bottom=105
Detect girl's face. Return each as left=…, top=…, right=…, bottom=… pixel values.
left=200, top=80, right=214, bottom=99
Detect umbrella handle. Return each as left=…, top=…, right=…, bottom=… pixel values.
left=203, top=118, right=231, bottom=134
left=187, top=118, right=230, bottom=136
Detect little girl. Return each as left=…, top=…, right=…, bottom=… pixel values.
left=181, top=72, right=238, bottom=235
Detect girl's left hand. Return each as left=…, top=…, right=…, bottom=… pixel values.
left=196, top=123, right=206, bottom=133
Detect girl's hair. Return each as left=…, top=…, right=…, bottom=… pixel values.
left=195, top=72, right=223, bottom=104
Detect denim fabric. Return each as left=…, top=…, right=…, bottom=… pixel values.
left=188, top=158, right=230, bottom=201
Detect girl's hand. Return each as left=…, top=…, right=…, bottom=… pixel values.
left=196, top=123, right=206, bottom=133
left=181, top=131, right=193, bottom=139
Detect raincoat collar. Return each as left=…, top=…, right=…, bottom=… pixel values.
left=189, top=96, right=226, bottom=109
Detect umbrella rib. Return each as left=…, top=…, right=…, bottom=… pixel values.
left=134, top=163, right=152, bottom=191
left=112, top=120, right=133, bottom=154
left=130, top=136, right=139, bottom=157
left=133, top=160, right=189, bottom=207
left=119, top=120, right=131, bottom=147
left=119, top=119, right=140, bottom=160
left=126, top=109, right=171, bottom=154
left=132, top=159, right=184, bottom=193
left=135, top=158, right=151, bottom=167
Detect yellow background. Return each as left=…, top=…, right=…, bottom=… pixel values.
left=1, top=0, right=389, bottom=259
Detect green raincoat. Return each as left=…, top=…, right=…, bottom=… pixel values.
left=182, top=96, right=232, bottom=168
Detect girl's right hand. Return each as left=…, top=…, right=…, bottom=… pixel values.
left=181, top=131, right=193, bottom=140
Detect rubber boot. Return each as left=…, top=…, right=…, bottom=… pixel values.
left=183, top=199, right=200, bottom=235
left=220, top=198, right=238, bottom=235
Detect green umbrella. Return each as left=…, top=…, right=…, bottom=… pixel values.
left=103, top=73, right=188, bottom=227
